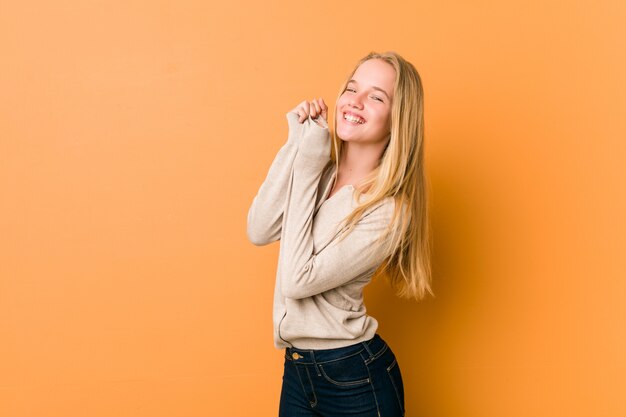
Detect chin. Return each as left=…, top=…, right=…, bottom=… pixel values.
left=336, top=131, right=357, bottom=142
left=337, top=128, right=370, bottom=142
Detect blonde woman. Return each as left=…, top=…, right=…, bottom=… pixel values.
left=247, top=51, right=432, bottom=416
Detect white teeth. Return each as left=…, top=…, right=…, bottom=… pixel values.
left=344, top=113, right=364, bottom=124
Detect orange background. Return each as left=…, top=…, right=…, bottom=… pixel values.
left=1, top=1, right=624, bottom=416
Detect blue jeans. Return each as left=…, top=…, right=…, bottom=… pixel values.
left=278, top=334, right=405, bottom=416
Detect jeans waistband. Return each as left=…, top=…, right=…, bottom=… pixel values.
left=284, top=334, right=387, bottom=365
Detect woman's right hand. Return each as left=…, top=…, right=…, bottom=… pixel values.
left=289, top=98, right=328, bottom=126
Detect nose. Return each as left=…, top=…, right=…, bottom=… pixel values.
left=349, top=93, right=364, bottom=109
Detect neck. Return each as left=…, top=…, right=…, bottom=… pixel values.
left=336, top=139, right=389, bottom=187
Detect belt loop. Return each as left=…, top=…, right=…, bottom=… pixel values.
left=310, top=350, right=322, bottom=376
left=361, top=340, right=375, bottom=360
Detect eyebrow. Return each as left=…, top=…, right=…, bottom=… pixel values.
left=347, top=79, right=391, bottom=101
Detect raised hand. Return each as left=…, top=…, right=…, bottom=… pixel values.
left=289, top=98, right=328, bottom=127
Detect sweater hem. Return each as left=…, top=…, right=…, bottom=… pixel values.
left=274, top=329, right=378, bottom=351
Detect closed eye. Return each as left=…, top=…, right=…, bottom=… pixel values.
left=345, top=87, right=384, bottom=102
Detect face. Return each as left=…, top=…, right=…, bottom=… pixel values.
left=335, top=58, right=396, bottom=145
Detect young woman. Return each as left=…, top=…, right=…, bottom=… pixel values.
left=247, top=51, right=432, bottom=416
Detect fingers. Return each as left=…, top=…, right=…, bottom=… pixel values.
left=312, top=100, right=322, bottom=119
left=290, top=98, right=327, bottom=123
left=298, top=101, right=310, bottom=123
left=318, top=98, right=328, bottom=121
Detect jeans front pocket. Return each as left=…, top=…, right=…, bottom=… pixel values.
left=386, top=357, right=405, bottom=414
left=318, top=352, right=371, bottom=387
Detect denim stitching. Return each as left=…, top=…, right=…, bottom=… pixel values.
left=364, top=360, right=381, bottom=417
left=293, top=363, right=310, bottom=404
left=318, top=363, right=370, bottom=387
left=364, top=342, right=388, bottom=365
left=310, top=351, right=322, bottom=376
left=286, top=336, right=385, bottom=365
left=317, top=349, right=365, bottom=364
left=362, top=339, right=376, bottom=360
left=386, top=358, right=405, bottom=415
left=304, top=365, right=318, bottom=407
left=284, top=348, right=365, bottom=365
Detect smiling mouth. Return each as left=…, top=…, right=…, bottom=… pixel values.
left=343, top=113, right=365, bottom=124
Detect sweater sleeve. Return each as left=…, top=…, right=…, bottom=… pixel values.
left=246, top=113, right=308, bottom=246
left=279, top=114, right=395, bottom=300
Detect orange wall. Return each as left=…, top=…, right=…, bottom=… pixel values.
left=1, top=1, right=624, bottom=416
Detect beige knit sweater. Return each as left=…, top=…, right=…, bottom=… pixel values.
left=247, top=111, right=396, bottom=350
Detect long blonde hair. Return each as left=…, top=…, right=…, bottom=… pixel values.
left=331, top=51, right=433, bottom=300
